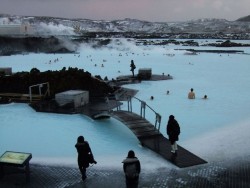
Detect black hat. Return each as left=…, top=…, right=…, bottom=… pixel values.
left=169, top=115, right=175, bottom=120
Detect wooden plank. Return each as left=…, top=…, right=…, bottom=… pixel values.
left=126, top=123, right=154, bottom=129
left=139, top=135, right=207, bottom=168
left=132, top=129, right=158, bottom=134
left=130, top=126, right=156, bottom=131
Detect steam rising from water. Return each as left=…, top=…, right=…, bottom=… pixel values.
left=1, top=39, right=250, bottom=171
left=184, top=118, right=250, bottom=162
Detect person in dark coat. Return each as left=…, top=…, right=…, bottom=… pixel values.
left=122, top=150, right=141, bottom=188
left=166, top=115, right=180, bottom=155
left=130, top=60, right=136, bottom=77
left=75, top=136, right=96, bottom=181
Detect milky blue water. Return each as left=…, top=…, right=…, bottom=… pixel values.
left=1, top=39, right=250, bottom=170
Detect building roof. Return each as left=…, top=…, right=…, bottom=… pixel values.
left=56, top=90, right=88, bottom=96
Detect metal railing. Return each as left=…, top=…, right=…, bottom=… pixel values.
left=29, top=82, right=50, bottom=102
left=121, top=95, right=162, bottom=132
left=91, top=93, right=162, bottom=132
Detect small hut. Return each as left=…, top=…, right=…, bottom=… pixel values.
left=55, top=90, right=89, bottom=108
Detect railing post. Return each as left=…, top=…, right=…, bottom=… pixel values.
left=116, top=102, right=121, bottom=111
left=140, top=101, right=146, bottom=118
left=123, top=95, right=162, bottom=131
left=155, top=113, right=161, bottom=132
left=127, top=96, right=132, bottom=112
left=29, top=86, right=32, bottom=102
left=105, top=96, right=111, bottom=112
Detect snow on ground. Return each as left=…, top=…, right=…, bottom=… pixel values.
left=0, top=39, right=250, bottom=171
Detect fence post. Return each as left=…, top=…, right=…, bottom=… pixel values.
left=29, top=86, right=32, bottom=102
left=155, top=113, right=161, bottom=132
left=124, top=95, right=161, bottom=130
left=127, top=96, right=132, bottom=112
left=140, top=101, right=146, bottom=118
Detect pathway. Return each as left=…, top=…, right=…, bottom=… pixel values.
left=111, top=110, right=207, bottom=168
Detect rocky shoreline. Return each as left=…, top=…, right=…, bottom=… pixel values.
left=1, top=35, right=250, bottom=56
left=0, top=36, right=76, bottom=56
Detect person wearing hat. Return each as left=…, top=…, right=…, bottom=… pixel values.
left=166, top=115, right=180, bottom=155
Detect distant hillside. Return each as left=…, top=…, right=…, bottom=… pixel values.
left=1, top=14, right=250, bottom=40
left=237, top=15, right=250, bottom=22
left=1, top=14, right=250, bottom=36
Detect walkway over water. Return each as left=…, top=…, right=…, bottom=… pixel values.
left=111, top=110, right=207, bottom=168
left=26, top=78, right=207, bottom=168
left=77, top=86, right=208, bottom=168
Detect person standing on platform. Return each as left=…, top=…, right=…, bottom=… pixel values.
left=75, top=136, right=97, bottom=181
left=130, top=60, right=136, bottom=77
left=166, top=115, right=180, bottom=155
left=122, top=150, right=141, bottom=188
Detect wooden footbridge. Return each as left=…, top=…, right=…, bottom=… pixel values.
left=110, top=110, right=207, bottom=168
left=23, top=80, right=207, bottom=168
left=82, top=87, right=207, bottom=168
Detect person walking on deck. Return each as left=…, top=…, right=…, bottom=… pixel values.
left=167, top=115, right=180, bottom=155
left=75, top=136, right=97, bottom=181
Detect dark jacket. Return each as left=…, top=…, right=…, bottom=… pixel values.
left=75, top=141, right=91, bottom=168
left=167, top=118, right=180, bottom=142
left=130, top=62, right=136, bottom=71
left=122, top=157, right=141, bottom=179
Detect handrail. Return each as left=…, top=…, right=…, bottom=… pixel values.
left=121, top=95, right=162, bottom=132
left=29, top=82, right=50, bottom=102
left=93, top=93, right=162, bottom=132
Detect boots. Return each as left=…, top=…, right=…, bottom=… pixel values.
left=80, top=168, right=87, bottom=181
left=171, top=142, right=178, bottom=156
left=174, top=142, right=178, bottom=151
left=171, top=145, right=175, bottom=153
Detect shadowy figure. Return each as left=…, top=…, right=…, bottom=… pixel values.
left=122, top=150, right=141, bottom=188
left=130, top=60, right=136, bottom=77
left=203, top=95, right=208, bottom=99
left=188, top=88, right=195, bottom=99
left=75, top=136, right=97, bottom=181
left=167, top=115, right=180, bottom=156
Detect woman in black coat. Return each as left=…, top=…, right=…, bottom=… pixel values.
left=167, top=115, right=180, bottom=155
left=75, top=136, right=96, bottom=181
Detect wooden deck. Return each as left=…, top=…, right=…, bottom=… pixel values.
left=111, top=110, right=207, bottom=168
left=0, top=93, right=42, bottom=103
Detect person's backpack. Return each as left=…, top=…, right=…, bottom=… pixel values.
left=125, top=163, right=138, bottom=178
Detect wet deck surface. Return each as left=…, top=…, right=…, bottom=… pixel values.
left=111, top=110, right=207, bottom=168
left=1, top=157, right=250, bottom=188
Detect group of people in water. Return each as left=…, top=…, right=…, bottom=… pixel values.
left=188, top=88, right=208, bottom=99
